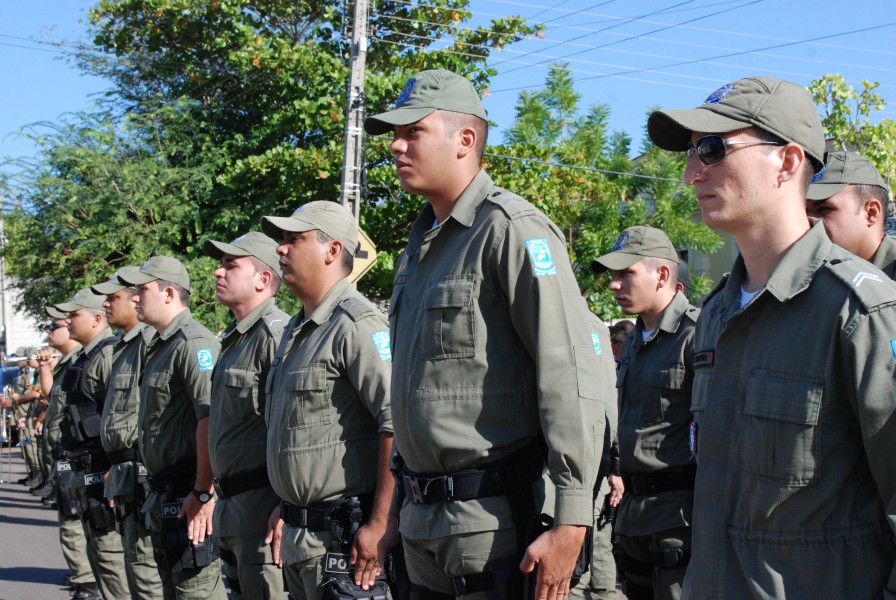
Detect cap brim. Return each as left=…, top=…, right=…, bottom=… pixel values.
left=91, top=281, right=127, bottom=295
left=45, top=305, right=68, bottom=319
left=204, top=239, right=251, bottom=260
left=260, top=215, right=318, bottom=240
left=648, top=108, right=752, bottom=152
left=54, top=302, right=82, bottom=313
left=591, top=252, right=642, bottom=275
left=364, top=107, right=438, bottom=135
left=806, top=182, right=849, bottom=202
left=117, top=271, right=158, bottom=286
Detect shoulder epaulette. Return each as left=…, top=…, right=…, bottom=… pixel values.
left=824, top=256, right=896, bottom=311
left=179, top=322, right=212, bottom=342
left=484, top=187, right=538, bottom=220
left=337, top=296, right=378, bottom=323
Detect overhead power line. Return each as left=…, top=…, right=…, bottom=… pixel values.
left=484, top=151, right=684, bottom=182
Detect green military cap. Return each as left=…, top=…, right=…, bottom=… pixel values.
left=91, top=266, right=142, bottom=296
left=118, top=256, right=192, bottom=294
left=647, top=76, right=825, bottom=174
left=807, top=145, right=888, bottom=201
left=55, top=287, right=107, bottom=313
left=678, top=259, right=692, bottom=294
left=45, top=305, right=69, bottom=319
left=203, top=231, right=281, bottom=274
left=261, top=201, right=360, bottom=255
left=364, top=69, right=488, bottom=136
left=591, top=226, right=679, bottom=274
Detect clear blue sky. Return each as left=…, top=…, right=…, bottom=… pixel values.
left=1, top=0, right=894, bottom=177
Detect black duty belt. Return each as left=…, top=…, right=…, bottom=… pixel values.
left=622, top=466, right=696, bottom=496
left=400, top=466, right=507, bottom=504
left=147, top=457, right=196, bottom=494
left=213, top=467, right=271, bottom=499
left=70, top=450, right=111, bottom=473
left=279, top=493, right=373, bottom=532
left=106, top=447, right=138, bottom=465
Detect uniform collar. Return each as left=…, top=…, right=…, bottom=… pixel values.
left=157, top=308, right=194, bottom=341
left=60, top=345, right=83, bottom=365
left=634, top=291, right=690, bottom=344
left=719, top=221, right=831, bottom=310
left=226, top=296, right=279, bottom=337
left=871, top=235, right=896, bottom=275
left=81, top=327, right=114, bottom=354
left=409, top=169, right=494, bottom=244
left=119, top=321, right=147, bottom=345
left=300, top=278, right=352, bottom=327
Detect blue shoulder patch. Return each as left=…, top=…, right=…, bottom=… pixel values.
left=196, top=348, right=214, bottom=372
left=370, top=330, right=392, bottom=361
left=891, top=339, right=896, bottom=360
left=525, top=238, right=557, bottom=276
left=591, top=333, right=603, bottom=356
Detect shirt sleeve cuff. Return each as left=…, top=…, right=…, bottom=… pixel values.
left=553, top=488, right=594, bottom=526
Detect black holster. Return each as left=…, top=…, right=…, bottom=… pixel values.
left=60, top=403, right=102, bottom=449
left=83, top=469, right=116, bottom=532
left=319, top=495, right=390, bottom=599
left=153, top=498, right=220, bottom=573
left=56, top=459, right=80, bottom=519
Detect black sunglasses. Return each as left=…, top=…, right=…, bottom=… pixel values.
left=46, top=322, right=66, bottom=331
left=686, top=135, right=786, bottom=166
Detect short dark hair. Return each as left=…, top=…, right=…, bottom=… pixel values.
left=316, top=230, right=354, bottom=275
left=752, top=128, right=813, bottom=194
left=442, top=110, right=488, bottom=162
left=247, top=256, right=282, bottom=295
left=155, top=279, right=190, bottom=305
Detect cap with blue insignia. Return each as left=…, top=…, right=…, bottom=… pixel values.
left=592, top=226, right=679, bottom=274
left=91, top=266, right=142, bottom=296
left=647, top=76, right=825, bottom=174
left=118, top=256, right=193, bottom=294
left=55, top=288, right=107, bottom=313
left=364, top=69, right=488, bottom=136
left=203, top=231, right=281, bottom=274
left=807, top=144, right=888, bottom=201
left=261, top=201, right=360, bottom=255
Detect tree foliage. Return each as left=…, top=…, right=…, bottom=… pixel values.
left=808, top=74, right=896, bottom=189
left=2, top=0, right=538, bottom=327
left=485, top=63, right=722, bottom=320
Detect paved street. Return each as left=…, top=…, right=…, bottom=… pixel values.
left=0, top=446, right=71, bottom=599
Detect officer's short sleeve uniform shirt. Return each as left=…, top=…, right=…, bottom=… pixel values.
left=389, top=169, right=606, bottom=540
left=138, top=309, right=220, bottom=475
left=209, top=297, right=288, bottom=538
left=684, top=222, right=896, bottom=599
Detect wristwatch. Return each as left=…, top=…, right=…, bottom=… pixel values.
left=192, top=489, right=213, bottom=504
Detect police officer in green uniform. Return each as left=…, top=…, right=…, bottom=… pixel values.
left=260, top=202, right=394, bottom=600
left=805, top=144, right=895, bottom=277
left=365, top=69, right=607, bottom=599
left=647, top=77, right=896, bottom=598
left=4, top=354, right=43, bottom=486
left=55, top=288, right=130, bottom=600
left=120, top=256, right=227, bottom=600
left=91, top=268, right=170, bottom=600
left=592, top=226, right=699, bottom=600
left=35, top=311, right=98, bottom=599
left=582, top=311, right=622, bottom=600
left=203, top=232, right=290, bottom=600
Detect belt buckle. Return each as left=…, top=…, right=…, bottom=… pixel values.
left=407, top=476, right=424, bottom=503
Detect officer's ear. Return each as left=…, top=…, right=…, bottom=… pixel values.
left=864, top=196, right=884, bottom=228
left=323, top=239, right=344, bottom=267
left=655, top=263, right=672, bottom=288
left=255, top=268, right=274, bottom=292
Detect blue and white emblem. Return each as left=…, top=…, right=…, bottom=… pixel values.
left=370, top=330, right=392, bottom=361
left=704, top=83, right=733, bottom=105
left=525, top=238, right=557, bottom=276
left=612, top=232, right=629, bottom=251
left=591, top=333, right=603, bottom=356
left=891, top=339, right=896, bottom=359
left=395, top=79, right=416, bottom=107
left=196, top=348, right=214, bottom=371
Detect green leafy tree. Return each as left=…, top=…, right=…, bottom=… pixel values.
left=808, top=74, right=896, bottom=188
left=485, top=63, right=722, bottom=320
left=2, top=0, right=539, bottom=324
